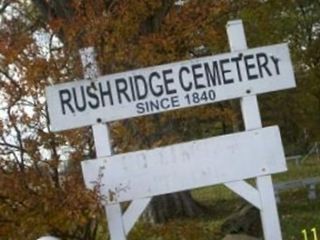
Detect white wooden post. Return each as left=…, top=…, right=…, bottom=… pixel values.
left=79, top=48, right=126, bottom=240
left=226, top=20, right=283, bottom=240
left=79, top=48, right=151, bottom=239
left=76, top=22, right=289, bottom=240
left=37, top=237, right=60, bottom=240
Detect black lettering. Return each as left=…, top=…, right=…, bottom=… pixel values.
left=160, top=98, right=170, bottom=109
left=145, top=100, right=150, bottom=112
left=72, top=86, right=86, bottom=112
left=179, top=67, right=192, bottom=91
left=271, top=56, right=280, bottom=75
left=244, top=54, right=259, bottom=80
left=136, top=102, right=145, bottom=114
left=162, top=69, right=177, bottom=94
left=59, top=89, right=74, bottom=114
left=134, top=75, right=148, bottom=100
left=86, top=84, right=100, bottom=109
left=220, top=59, right=234, bottom=84
left=129, top=77, right=136, bottom=101
left=98, top=81, right=113, bottom=106
left=149, top=72, right=163, bottom=97
left=171, top=95, right=180, bottom=108
left=150, top=100, right=160, bottom=111
left=115, top=78, right=131, bottom=104
left=256, top=53, right=272, bottom=77
left=204, top=61, right=221, bottom=86
left=231, top=54, right=243, bottom=82
left=192, top=64, right=205, bottom=89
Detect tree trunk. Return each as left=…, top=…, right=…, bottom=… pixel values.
left=143, top=191, right=204, bottom=224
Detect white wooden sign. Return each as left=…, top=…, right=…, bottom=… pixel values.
left=81, top=126, right=286, bottom=205
left=44, top=20, right=295, bottom=240
left=46, top=43, right=295, bottom=131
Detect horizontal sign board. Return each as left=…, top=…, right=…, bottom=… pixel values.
left=46, top=43, right=295, bottom=131
left=81, top=126, right=287, bottom=204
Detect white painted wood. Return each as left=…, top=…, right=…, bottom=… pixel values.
left=80, top=48, right=113, bottom=157
left=105, top=204, right=126, bottom=240
left=257, top=176, right=282, bottom=240
left=47, top=43, right=295, bottom=131
left=227, top=20, right=283, bottom=240
left=92, top=124, right=112, bottom=157
left=92, top=124, right=151, bottom=237
left=240, top=96, right=262, bottom=130
left=81, top=126, right=286, bottom=205
left=37, top=237, right=60, bottom=240
left=123, top=197, right=152, bottom=234
left=226, top=21, right=263, bottom=130
left=224, top=181, right=261, bottom=209
left=74, top=19, right=296, bottom=239
left=80, top=48, right=126, bottom=240
left=226, top=20, right=248, bottom=51
left=79, top=47, right=113, bottom=159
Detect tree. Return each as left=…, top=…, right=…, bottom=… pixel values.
left=33, top=0, right=239, bottom=223
left=0, top=1, right=103, bottom=239
left=2, top=0, right=319, bottom=239
left=220, top=0, right=320, bottom=235
left=0, top=1, right=238, bottom=238
left=237, top=0, right=320, bottom=153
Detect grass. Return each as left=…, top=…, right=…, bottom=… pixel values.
left=275, top=156, right=320, bottom=240
left=126, top=155, right=320, bottom=240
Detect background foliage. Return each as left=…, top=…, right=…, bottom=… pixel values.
left=0, top=0, right=319, bottom=239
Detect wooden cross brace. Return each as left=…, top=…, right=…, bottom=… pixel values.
left=80, top=20, right=284, bottom=240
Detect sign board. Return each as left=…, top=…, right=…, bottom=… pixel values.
left=81, top=126, right=286, bottom=204
left=46, top=43, right=295, bottom=131
left=50, top=20, right=295, bottom=240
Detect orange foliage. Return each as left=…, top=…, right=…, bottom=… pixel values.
left=0, top=1, right=240, bottom=239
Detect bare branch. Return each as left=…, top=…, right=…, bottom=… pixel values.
left=6, top=105, right=26, bottom=171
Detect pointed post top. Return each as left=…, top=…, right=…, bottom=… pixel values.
left=226, top=19, right=248, bottom=51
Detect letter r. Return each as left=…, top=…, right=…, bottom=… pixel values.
left=59, top=89, right=75, bottom=114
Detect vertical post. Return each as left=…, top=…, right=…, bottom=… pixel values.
left=79, top=47, right=126, bottom=240
left=226, top=20, right=283, bottom=240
